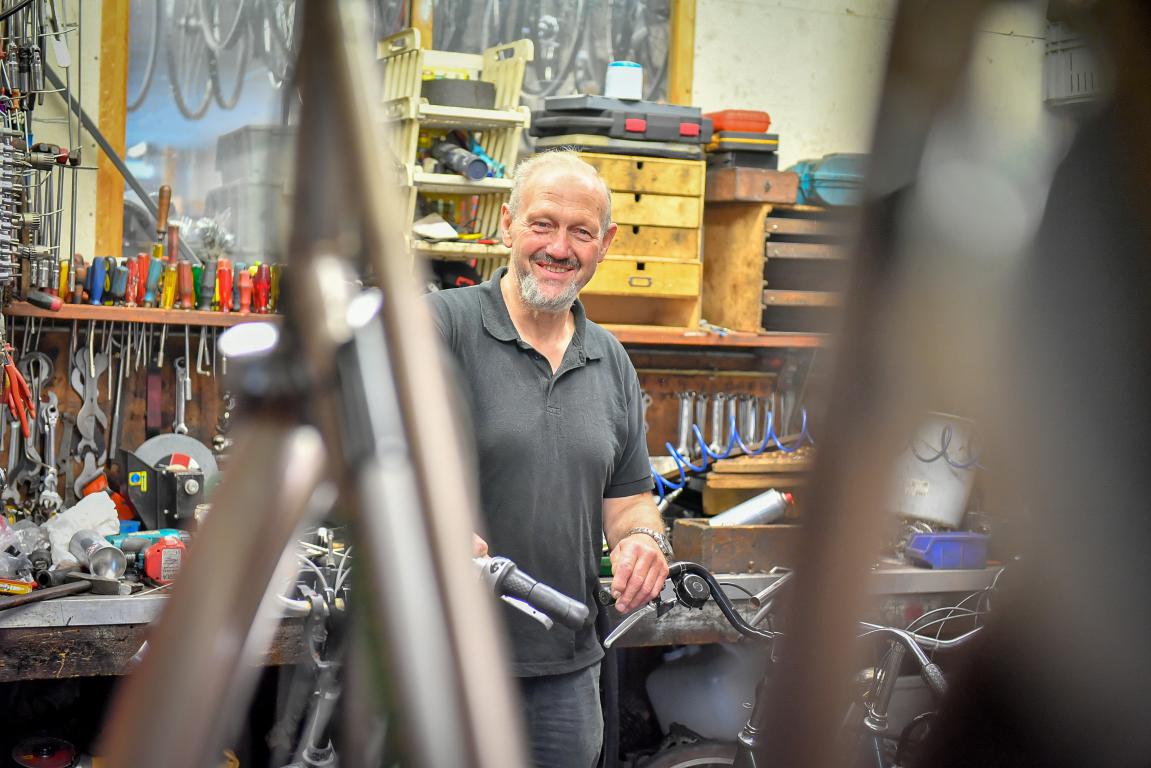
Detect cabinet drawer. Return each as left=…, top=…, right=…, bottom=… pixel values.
left=611, top=191, right=701, bottom=228
left=584, top=258, right=701, bottom=299
left=611, top=224, right=700, bottom=261
left=580, top=153, right=705, bottom=196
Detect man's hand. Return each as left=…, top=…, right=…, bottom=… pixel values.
left=609, top=533, right=669, bottom=613
left=472, top=534, right=489, bottom=557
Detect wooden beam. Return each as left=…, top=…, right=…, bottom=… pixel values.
left=668, top=0, right=697, bottom=105
left=411, top=0, right=434, bottom=48
left=96, top=2, right=130, bottom=258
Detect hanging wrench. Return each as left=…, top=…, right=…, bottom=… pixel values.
left=38, top=393, right=62, bottom=518
left=173, top=357, right=190, bottom=434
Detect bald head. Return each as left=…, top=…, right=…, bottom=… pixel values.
left=507, top=151, right=613, bottom=235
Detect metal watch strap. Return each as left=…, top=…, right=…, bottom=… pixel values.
left=625, top=527, right=673, bottom=559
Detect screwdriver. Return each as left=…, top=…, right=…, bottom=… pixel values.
left=237, top=268, right=252, bottom=314
left=55, top=258, right=68, bottom=298
left=160, top=263, right=178, bottom=309
left=71, top=257, right=86, bottom=304
left=133, top=253, right=149, bottom=305
left=232, top=261, right=245, bottom=311
left=125, top=258, right=140, bottom=307
left=88, top=256, right=106, bottom=305
left=269, top=264, right=282, bottom=312
left=155, top=184, right=171, bottom=260
left=167, top=222, right=180, bottom=265
left=111, top=263, right=129, bottom=305
left=253, top=263, right=270, bottom=314
left=217, top=258, right=233, bottom=313
left=178, top=261, right=194, bottom=309
left=192, top=263, right=203, bottom=306
left=198, top=260, right=216, bottom=310
left=143, top=256, right=164, bottom=307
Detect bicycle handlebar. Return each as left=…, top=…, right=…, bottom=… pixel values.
left=475, top=556, right=590, bottom=631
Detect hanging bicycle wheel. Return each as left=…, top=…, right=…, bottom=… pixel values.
left=211, top=23, right=251, bottom=109
left=166, top=0, right=214, bottom=120
left=519, top=0, right=589, bottom=99
left=637, top=742, right=739, bottom=768
left=258, top=0, right=299, bottom=88
left=197, top=0, right=250, bottom=52
left=127, top=0, right=162, bottom=111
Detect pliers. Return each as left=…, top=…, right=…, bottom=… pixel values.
left=1, top=344, right=35, bottom=440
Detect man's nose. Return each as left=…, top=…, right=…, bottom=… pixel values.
left=543, top=229, right=570, bottom=259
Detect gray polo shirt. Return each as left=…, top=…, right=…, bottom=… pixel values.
left=426, top=267, right=653, bottom=676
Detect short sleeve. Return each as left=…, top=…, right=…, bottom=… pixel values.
left=604, top=361, right=654, bottom=498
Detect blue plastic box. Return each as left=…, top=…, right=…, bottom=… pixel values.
left=905, top=532, right=988, bottom=570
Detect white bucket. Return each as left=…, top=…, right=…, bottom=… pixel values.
left=890, top=413, right=978, bottom=528
left=604, top=61, right=643, bottom=100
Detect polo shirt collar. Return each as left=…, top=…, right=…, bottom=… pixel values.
left=480, top=267, right=606, bottom=360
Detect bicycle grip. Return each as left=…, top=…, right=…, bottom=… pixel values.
left=920, top=662, right=948, bottom=699
left=501, top=568, right=590, bottom=631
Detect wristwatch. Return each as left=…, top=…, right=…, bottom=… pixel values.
left=626, top=527, right=674, bottom=560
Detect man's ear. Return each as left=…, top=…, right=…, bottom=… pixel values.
left=500, top=203, right=513, bottom=248
left=598, top=222, right=618, bottom=263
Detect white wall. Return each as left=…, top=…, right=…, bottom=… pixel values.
left=692, top=0, right=1047, bottom=168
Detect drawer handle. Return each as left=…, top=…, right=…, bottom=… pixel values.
left=628, top=276, right=653, bottom=288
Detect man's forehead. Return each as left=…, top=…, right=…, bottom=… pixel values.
left=520, top=167, right=607, bottom=209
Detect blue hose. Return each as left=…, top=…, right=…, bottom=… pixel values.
left=650, top=409, right=816, bottom=503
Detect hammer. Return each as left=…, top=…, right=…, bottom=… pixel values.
left=0, top=572, right=121, bottom=612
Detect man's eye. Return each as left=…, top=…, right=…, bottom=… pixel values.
left=530, top=221, right=553, bottom=233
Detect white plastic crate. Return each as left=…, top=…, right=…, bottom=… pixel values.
left=1044, top=23, right=1101, bottom=106
left=215, top=125, right=297, bottom=186
left=204, top=180, right=291, bottom=262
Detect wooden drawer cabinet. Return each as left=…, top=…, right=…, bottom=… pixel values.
left=579, top=151, right=705, bottom=328
left=581, top=153, right=705, bottom=196
left=611, top=224, right=699, bottom=261
left=610, top=191, right=702, bottom=229
left=585, top=257, right=701, bottom=299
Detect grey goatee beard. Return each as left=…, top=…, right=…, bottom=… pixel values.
left=515, top=253, right=581, bottom=312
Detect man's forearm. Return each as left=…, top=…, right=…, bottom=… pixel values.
left=603, top=494, right=664, bottom=550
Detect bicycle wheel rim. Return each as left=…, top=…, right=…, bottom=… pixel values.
left=638, top=742, right=738, bottom=768
left=166, top=0, right=214, bottom=120
left=198, top=0, right=249, bottom=52
left=211, top=27, right=250, bottom=109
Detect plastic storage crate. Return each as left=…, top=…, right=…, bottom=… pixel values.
left=905, top=532, right=988, bottom=570
left=379, top=28, right=532, bottom=270
left=215, top=125, right=297, bottom=185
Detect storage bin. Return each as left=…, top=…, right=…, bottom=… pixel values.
left=905, top=532, right=989, bottom=570
left=215, top=125, right=297, bottom=185
left=790, top=152, right=867, bottom=207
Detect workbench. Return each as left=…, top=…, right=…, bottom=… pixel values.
left=0, top=565, right=997, bottom=681
left=604, top=564, right=1000, bottom=647
left=0, top=593, right=308, bottom=683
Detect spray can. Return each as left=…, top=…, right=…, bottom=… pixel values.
left=709, top=489, right=793, bottom=527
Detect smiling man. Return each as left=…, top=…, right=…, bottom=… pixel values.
left=426, top=150, right=670, bottom=768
